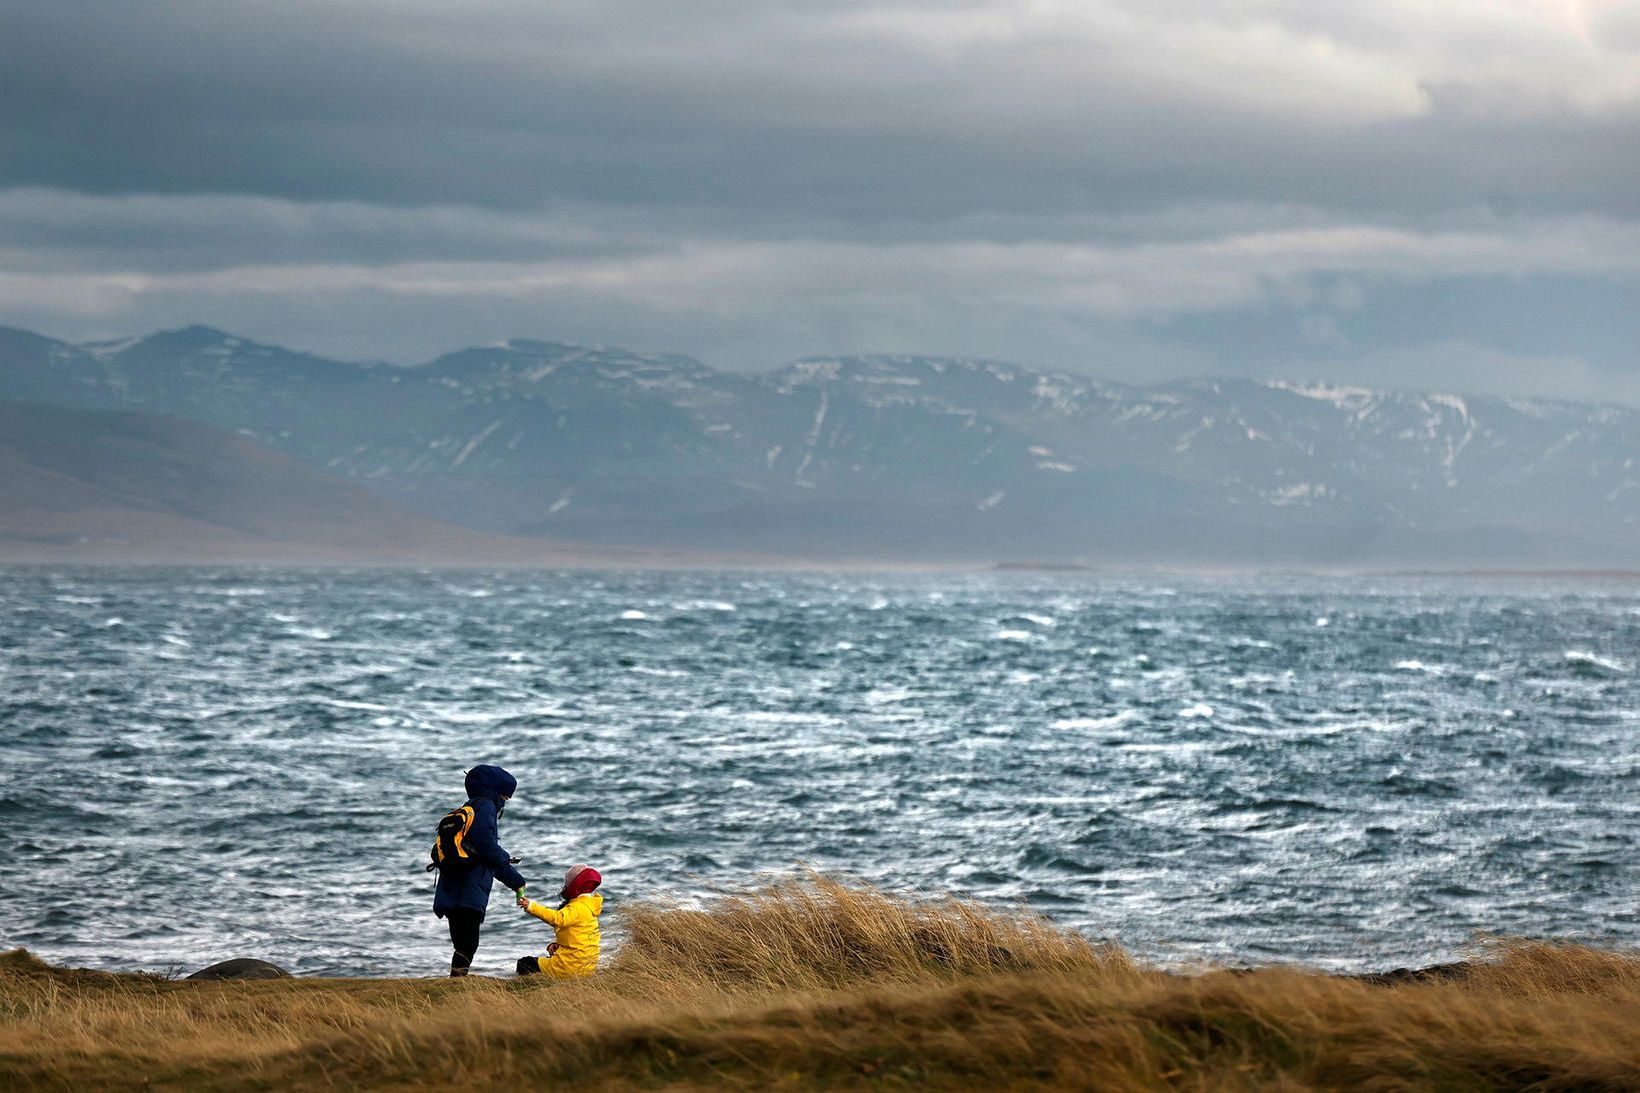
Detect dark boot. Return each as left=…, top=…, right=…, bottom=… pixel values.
left=516, top=956, right=541, bottom=976
left=450, top=951, right=472, bottom=977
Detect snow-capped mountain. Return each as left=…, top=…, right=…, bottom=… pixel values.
left=2, top=325, right=1635, bottom=562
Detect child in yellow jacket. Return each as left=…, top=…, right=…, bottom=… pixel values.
left=515, top=863, right=602, bottom=977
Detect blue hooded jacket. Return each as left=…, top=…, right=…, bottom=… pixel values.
left=432, top=765, right=527, bottom=918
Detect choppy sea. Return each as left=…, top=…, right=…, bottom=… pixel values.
left=2, top=567, right=1635, bottom=977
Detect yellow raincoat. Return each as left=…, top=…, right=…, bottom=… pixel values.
left=521, top=893, right=603, bottom=977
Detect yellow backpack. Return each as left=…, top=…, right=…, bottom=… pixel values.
left=426, top=804, right=476, bottom=873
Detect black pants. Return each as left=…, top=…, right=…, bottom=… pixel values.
left=446, top=908, right=484, bottom=975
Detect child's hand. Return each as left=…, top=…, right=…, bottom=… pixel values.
left=516, top=893, right=530, bottom=909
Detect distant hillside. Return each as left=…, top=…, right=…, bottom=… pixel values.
left=0, top=400, right=604, bottom=563
left=2, top=325, right=1636, bottom=564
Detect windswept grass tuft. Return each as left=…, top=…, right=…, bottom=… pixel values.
left=1, top=878, right=1635, bottom=1090
left=613, top=874, right=1130, bottom=991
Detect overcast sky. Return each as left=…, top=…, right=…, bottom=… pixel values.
left=2, top=0, right=1638, bottom=401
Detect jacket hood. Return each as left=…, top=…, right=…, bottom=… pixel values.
left=562, top=863, right=601, bottom=899
left=465, top=764, right=517, bottom=805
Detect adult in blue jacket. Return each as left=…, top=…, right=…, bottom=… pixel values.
left=434, top=765, right=528, bottom=976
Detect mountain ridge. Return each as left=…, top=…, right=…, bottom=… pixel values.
left=2, top=324, right=1634, bottom=563
left=0, top=398, right=663, bottom=565
left=15, top=323, right=1628, bottom=415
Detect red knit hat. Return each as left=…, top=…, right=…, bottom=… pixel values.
left=562, top=863, right=601, bottom=898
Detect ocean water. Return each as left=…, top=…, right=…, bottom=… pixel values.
left=2, top=566, right=1635, bottom=977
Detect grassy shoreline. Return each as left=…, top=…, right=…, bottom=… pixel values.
left=4, top=879, right=1636, bottom=1090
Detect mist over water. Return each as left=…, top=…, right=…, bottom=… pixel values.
left=3, top=567, right=1635, bottom=977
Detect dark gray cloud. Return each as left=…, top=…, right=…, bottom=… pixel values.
left=6, top=0, right=1638, bottom=221
left=1, top=0, right=1638, bottom=399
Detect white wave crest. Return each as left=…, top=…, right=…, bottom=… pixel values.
left=1564, top=650, right=1629, bottom=672
left=314, top=698, right=391, bottom=712
left=1051, top=710, right=1141, bottom=731
left=734, top=711, right=838, bottom=725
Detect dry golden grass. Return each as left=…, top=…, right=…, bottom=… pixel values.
left=2, top=876, right=1636, bottom=1090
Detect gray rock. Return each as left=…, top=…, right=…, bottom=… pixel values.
left=186, top=958, right=293, bottom=980
left=1348, top=961, right=1472, bottom=987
